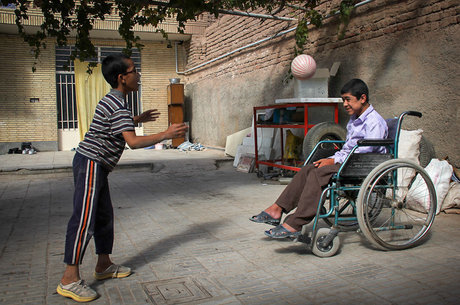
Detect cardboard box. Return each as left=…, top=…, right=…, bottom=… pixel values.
left=291, top=62, right=341, bottom=98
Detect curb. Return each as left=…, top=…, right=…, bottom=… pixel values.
left=0, top=158, right=234, bottom=175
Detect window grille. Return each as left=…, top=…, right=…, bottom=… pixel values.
left=56, top=46, right=142, bottom=130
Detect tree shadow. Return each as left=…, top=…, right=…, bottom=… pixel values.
left=90, top=219, right=226, bottom=289
left=321, top=0, right=431, bottom=105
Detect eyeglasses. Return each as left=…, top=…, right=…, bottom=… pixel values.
left=123, top=67, right=137, bottom=75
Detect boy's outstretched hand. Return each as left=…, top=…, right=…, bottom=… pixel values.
left=122, top=123, right=188, bottom=149
left=165, top=123, right=188, bottom=139
left=134, top=109, right=160, bottom=124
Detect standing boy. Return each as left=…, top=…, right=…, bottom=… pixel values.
left=250, top=78, right=388, bottom=238
left=57, top=54, right=188, bottom=302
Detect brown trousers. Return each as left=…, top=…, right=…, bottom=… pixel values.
left=276, top=164, right=341, bottom=231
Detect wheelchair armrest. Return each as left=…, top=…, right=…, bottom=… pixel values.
left=304, top=140, right=345, bottom=165
left=357, top=139, right=394, bottom=146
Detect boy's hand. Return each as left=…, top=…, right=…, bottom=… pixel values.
left=134, top=109, right=160, bottom=124
left=164, top=123, right=188, bottom=139
left=313, top=158, right=335, bottom=168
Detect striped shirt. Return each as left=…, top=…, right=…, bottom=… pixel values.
left=77, top=89, right=135, bottom=171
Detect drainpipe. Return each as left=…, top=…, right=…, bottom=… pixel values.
left=218, top=9, right=296, bottom=21
left=175, top=27, right=297, bottom=75
left=175, top=0, right=376, bottom=75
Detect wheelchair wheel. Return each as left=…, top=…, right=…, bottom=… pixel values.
left=312, top=228, right=341, bottom=257
left=356, top=159, right=436, bottom=250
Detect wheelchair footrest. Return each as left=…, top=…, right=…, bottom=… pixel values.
left=295, top=234, right=311, bottom=244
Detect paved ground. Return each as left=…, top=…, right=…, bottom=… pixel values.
left=0, top=150, right=459, bottom=305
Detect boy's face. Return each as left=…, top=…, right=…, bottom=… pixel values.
left=120, top=58, right=140, bottom=93
left=341, top=92, right=368, bottom=117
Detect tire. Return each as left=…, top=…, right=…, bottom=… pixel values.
left=303, top=122, right=347, bottom=160
left=356, top=159, right=436, bottom=250
left=419, top=136, right=435, bottom=168
left=312, top=228, right=341, bottom=257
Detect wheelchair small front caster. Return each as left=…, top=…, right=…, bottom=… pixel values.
left=312, top=228, right=341, bottom=257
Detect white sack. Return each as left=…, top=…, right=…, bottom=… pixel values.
left=395, top=129, right=424, bottom=199
left=442, top=182, right=460, bottom=211
left=406, top=159, right=453, bottom=214
left=398, top=129, right=422, bottom=164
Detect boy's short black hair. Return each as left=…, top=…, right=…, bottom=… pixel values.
left=102, top=54, right=131, bottom=88
left=340, top=78, right=370, bottom=103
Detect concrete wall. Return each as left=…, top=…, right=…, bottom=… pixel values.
left=184, top=0, right=459, bottom=165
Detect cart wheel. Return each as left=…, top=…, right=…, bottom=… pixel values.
left=357, top=159, right=436, bottom=250
left=303, top=122, right=347, bottom=159
left=312, top=228, right=341, bottom=257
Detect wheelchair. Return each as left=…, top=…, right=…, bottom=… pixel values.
left=295, top=111, right=437, bottom=257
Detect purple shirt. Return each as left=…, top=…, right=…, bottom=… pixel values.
left=331, top=104, right=388, bottom=164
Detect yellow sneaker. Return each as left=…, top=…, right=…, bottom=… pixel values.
left=57, top=280, right=98, bottom=302
left=94, top=264, right=131, bottom=280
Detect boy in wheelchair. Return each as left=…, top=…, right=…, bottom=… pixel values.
left=250, top=78, right=388, bottom=238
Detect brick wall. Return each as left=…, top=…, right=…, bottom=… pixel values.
left=185, top=7, right=298, bottom=80
left=309, top=0, right=459, bottom=52
left=0, top=35, right=57, bottom=149
left=88, top=39, right=186, bottom=136
left=186, top=0, right=458, bottom=79
left=184, top=0, right=459, bottom=164
left=0, top=35, right=185, bottom=152
left=140, top=41, right=187, bottom=136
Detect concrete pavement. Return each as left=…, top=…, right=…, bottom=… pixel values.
left=0, top=149, right=459, bottom=305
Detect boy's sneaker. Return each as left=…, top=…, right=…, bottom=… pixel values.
left=56, top=280, right=98, bottom=302
left=94, top=264, right=131, bottom=280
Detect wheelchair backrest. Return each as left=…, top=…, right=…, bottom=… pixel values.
left=385, top=118, right=398, bottom=142
left=338, top=153, right=393, bottom=179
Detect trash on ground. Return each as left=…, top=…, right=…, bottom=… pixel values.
left=177, top=141, right=205, bottom=152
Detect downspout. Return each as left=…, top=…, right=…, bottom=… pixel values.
left=218, top=9, right=296, bottom=21
left=175, top=0, right=376, bottom=75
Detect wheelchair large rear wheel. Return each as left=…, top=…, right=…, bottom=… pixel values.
left=356, top=159, right=436, bottom=250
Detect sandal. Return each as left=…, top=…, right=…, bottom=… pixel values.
left=264, top=225, right=300, bottom=239
left=249, top=211, right=281, bottom=225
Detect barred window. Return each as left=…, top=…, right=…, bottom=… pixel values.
left=56, top=46, right=142, bottom=129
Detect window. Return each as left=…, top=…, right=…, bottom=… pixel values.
left=55, top=46, right=142, bottom=129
